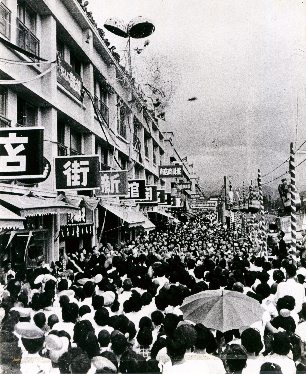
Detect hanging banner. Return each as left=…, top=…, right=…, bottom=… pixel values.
left=127, top=179, right=146, bottom=199
left=57, top=55, right=82, bottom=100
left=55, top=155, right=100, bottom=191
left=96, top=170, right=128, bottom=196
left=136, top=185, right=157, bottom=202
left=159, top=165, right=183, bottom=178
left=0, top=127, right=44, bottom=180
left=157, top=189, right=166, bottom=204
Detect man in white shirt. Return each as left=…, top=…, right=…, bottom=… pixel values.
left=275, top=264, right=305, bottom=314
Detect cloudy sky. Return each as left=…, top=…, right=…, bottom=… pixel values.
left=88, top=0, right=306, bottom=192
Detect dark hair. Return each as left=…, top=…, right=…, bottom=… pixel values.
left=82, top=331, right=100, bottom=359
left=79, top=305, right=91, bottom=317
left=111, top=334, right=128, bottom=356
left=286, top=264, right=297, bottom=278
left=151, top=310, right=164, bottom=326
left=100, top=350, right=118, bottom=370
left=21, top=337, right=45, bottom=354
left=73, top=320, right=94, bottom=345
left=260, top=362, right=283, bottom=374
left=58, top=279, right=68, bottom=292
left=272, top=332, right=291, bottom=355
left=62, top=303, right=79, bottom=323
left=273, top=270, right=285, bottom=283
left=33, top=312, right=46, bottom=329
left=256, top=283, right=271, bottom=300
left=30, top=293, right=41, bottom=311
left=166, top=337, right=186, bottom=361
left=194, top=323, right=217, bottom=353
left=98, top=329, right=110, bottom=347
left=163, top=313, right=179, bottom=338
left=276, top=296, right=295, bottom=312
left=139, top=316, right=153, bottom=331
left=94, top=307, right=109, bottom=327
left=83, top=281, right=95, bottom=298
left=92, top=295, right=104, bottom=310
left=137, top=327, right=153, bottom=347
left=59, top=295, right=70, bottom=308
left=225, top=344, right=247, bottom=373
left=48, top=314, right=59, bottom=329
left=127, top=321, right=137, bottom=341
left=241, top=328, right=263, bottom=354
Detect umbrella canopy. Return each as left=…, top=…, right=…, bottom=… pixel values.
left=34, top=274, right=56, bottom=284
left=180, top=289, right=264, bottom=333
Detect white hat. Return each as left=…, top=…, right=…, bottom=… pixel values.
left=45, top=334, right=69, bottom=363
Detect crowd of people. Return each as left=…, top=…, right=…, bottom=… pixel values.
left=1, top=211, right=306, bottom=374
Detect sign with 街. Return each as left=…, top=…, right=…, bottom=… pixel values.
left=55, top=155, right=100, bottom=190
left=96, top=170, right=128, bottom=196
left=159, top=165, right=183, bottom=178
left=136, top=185, right=157, bottom=203
left=127, top=179, right=146, bottom=199
left=0, top=128, right=44, bottom=180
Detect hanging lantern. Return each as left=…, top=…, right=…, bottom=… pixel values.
left=104, top=18, right=128, bottom=38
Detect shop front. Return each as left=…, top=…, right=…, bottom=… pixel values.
left=0, top=193, right=79, bottom=269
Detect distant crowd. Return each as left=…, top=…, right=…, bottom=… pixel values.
left=1, top=212, right=306, bottom=374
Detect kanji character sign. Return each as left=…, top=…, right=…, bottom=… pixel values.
left=55, top=156, right=100, bottom=190
left=0, top=128, right=44, bottom=180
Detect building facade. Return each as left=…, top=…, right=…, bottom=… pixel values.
left=0, top=0, right=201, bottom=267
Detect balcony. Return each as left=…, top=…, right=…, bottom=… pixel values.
left=0, top=115, right=11, bottom=128
left=17, top=19, right=39, bottom=58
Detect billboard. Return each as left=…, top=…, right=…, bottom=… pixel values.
left=55, top=155, right=100, bottom=190
left=96, top=170, right=128, bottom=196
left=0, top=127, right=44, bottom=180
left=159, top=165, right=183, bottom=178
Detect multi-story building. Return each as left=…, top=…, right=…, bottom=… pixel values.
left=0, top=0, right=169, bottom=267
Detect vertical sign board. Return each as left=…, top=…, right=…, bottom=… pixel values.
left=127, top=179, right=146, bottom=199
left=55, top=155, right=100, bottom=190
left=136, top=185, right=158, bottom=202
left=0, top=128, right=44, bottom=180
left=96, top=170, right=128, bottom=196
left=157, top=190, right=166, bottom=204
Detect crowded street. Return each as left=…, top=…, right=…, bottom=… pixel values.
left=1, top=210, right=306, bottom=374
left=1, top=0, right=306, bottom=373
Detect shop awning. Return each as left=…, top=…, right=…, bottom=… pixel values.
left=100, top=202, right=146, bottom=227
left=149, top=209, right=180, bottom=223
left=0, top=205, right=25, bottom=230
left=141, top=216, right=155, bottom=231
left=0, top=193, right=80, bottom=217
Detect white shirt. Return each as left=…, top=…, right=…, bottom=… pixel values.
left=20, top=353, right=52, bottom=374
left=275, top=278, right=305, bottom=313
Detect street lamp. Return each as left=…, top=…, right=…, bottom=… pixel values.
left=104, top=16, right=155, bottom=75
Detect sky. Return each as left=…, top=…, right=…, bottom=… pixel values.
left=88, top=0, right=306, bottom=193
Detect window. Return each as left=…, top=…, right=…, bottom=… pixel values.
left=57, top=122, right=67, bottom=156
left=117, top=100, right=128, bottom=139
left=0, top=87, right=7, bottom=117
left=118, top=154, right=127, bottom=170
left=17, top=2, right=39, bottom=57
left=70, top=51, right=81, bottom=76
left=70, top=129, right=82, bottom=155
left=144, top=138, right=149, bottom=158
left=95, top=142, right=109, bottom=170
left=17, top=97, right=36, bottom=127
left=153, top=145, right=157, bottom=165
left=0, top=2, right=11, bottom=39
left=57, top=38, right=64, bottom=59
left=0, top=87, right=10, bottom=127
left=94, top=80, right=109, bottom=125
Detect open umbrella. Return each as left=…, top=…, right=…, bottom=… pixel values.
left=180, top=289, right=264, bottom=333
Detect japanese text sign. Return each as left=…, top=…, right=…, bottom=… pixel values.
left=137, top=185, right=157, bottom=202
left=57, top=55, right=82, bottom=100
left=96, top=170, right=128, bottom=196
left=0, top=128, right=44, bottom=180
left=177, top=182, right=191, bottom=190
left=159, top=165, right=183, bottom=178
left=55, top=155, right=100, bottom=190
left=127, top=179, right=146, bottom=199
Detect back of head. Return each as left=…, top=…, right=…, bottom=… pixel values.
left=286, top=264, right=297, bottom=278
left=166, top=336, right=186, bottom=362
left=260, top=362, right=283, bottom=374
left=174, top=324, right=197, bottom=350
left=225, top=344, right=247, bottom=373
left=33, top=312, right=46, bottom=329
left=83, top=281, right=95, bottom=298
left=137, top=327, right=153, bottom=347
left=241, top=328, right=263, bottom=355
left=62, top=303, right=79, bottom=323
left=98, top=329, right=111, bottom=347
left=48, top=314, right=59, bottom=329
left=151, top=310, right=164, bottom=326
left=94, top=307, right=109, bottom=327
left=272, top=332, right=291, bottom=356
